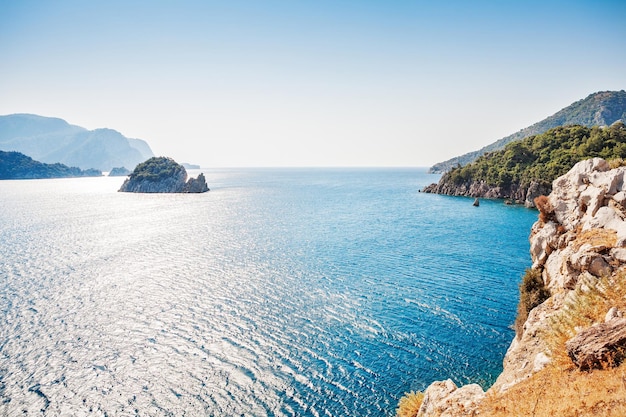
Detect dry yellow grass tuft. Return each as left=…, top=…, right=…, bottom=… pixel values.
left=572, top=228, right=617, bottom=251
left=396, top=391, right=424, bottom=417
left=609, top=158, right=626, bottom=169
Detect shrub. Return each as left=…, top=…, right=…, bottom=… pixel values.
left=396, top=391, right=424, bottom=417
left=515, top=268, right=551, bottom=338
left=609, top=158, right=626, bottom=169
left=534, top=195, right=553, bottom=223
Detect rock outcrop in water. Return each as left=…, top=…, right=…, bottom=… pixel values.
left=422, top=178, right=549, bottom=208
left=408, top=157, right=626, bottom=416
left=108, top=167, right=130, bottom=176
left=119, top=157, right=209, bottom=193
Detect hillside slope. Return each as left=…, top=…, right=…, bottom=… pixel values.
left=0, top=150, right=102, bottom=179
left=430, top=90, right=626, bottom=173
left=0, top=114, right=154, bottom=171
left=423, top=123, right=626, bottom=207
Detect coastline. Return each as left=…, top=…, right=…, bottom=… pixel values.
left=402, top=158, right=626, bottom=416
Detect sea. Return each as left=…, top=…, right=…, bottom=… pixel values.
left=0, top=168, right=538, bottom=416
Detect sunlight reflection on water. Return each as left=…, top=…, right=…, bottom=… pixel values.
left=0, top=169, right=537, bottom=416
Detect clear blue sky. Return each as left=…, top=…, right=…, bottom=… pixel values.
left=1, top=0, right=625, bottom=167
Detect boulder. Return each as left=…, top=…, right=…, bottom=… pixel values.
left=566, top=317, right=626, bottom=370
left=416, top=379, right=484, bottom=417
left=182, top=173, right=209, bottom=193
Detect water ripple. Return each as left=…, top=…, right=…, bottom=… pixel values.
left=0, top=170, right=537, bottom=416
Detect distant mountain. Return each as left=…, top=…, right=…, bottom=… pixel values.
left=0, top=114, right=154, bottom=171
left=430, top=90, right=626, bottom=173
left=0, top=150, right=102, bottom=179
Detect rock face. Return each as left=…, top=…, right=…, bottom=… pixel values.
left=417, top=380, right=484, bottom=417
left=119, top=157, right=209, bottom=193
left=415, top=157, right=626, bottom=415
left=422, top=178, right=550, bottom=208
left=566, top=317, right=626, bottom=370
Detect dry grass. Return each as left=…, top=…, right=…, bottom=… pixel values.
left=609, top=158, right=626, bottom=169
left=396, top=391, right=424, bottom=417
left=572, top=228, right=617, bottom=251
left=481, top=271, right=626, bottom=416
left=546, top=273, right=626, bottom=369
left=534, top=195, right=553, bottom=223
left=397, top=272, right=626, bottom=416
left=480, top=364, right=626, bottom=417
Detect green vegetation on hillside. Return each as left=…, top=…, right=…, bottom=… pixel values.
left=430, top=90, right=626, bottom=173
left=128, top=157, right=186, bottom=182
left=0, top=150, right=102, bottom=179
left=443, top=123, right=626, bottom=191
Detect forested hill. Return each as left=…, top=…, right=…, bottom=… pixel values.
left=0, top=150, right=102, bottom=179
left=423, top=123, right=626, bottom=207
left=430, top=90, right=626, bottom=173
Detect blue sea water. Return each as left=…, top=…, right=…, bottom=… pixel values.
left=0, top=168, right=537, bottom=416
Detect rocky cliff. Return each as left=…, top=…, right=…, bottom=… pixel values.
left=409, top=158, right=626, bottom=416
left=119, top=157, right=209, bottom=193
left=422, top=178, right=550, bottom=207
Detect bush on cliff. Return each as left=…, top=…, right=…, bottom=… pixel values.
left=396, top=391, right=424, bottom=417
left=515, top=268, right=550, bottom=338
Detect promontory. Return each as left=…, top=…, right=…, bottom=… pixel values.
left=399, top=158, right=626, bottom=416
left=118, top=157, right=209, bottom=193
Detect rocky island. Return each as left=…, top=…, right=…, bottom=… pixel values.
left=400, top=158, right=626, bottom=416
left=119, top=157, right=209, bottom=193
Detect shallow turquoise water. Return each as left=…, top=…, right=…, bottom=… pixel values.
left=0, top=168, right=537, bottom=416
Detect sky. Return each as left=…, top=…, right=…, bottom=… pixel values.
left=1, top=0, right=625, bottom=167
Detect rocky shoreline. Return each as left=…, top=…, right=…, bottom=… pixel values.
left=422, top=178, right=550, bottom=208
left=412, top=158, right=626, bottom=415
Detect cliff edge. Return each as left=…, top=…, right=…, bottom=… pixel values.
left=403, top=158, right=626, bottom=416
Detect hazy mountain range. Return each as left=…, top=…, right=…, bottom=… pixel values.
left=430, top=90, right=626, bottom=173
left=0, top=114, right=154, bottom=171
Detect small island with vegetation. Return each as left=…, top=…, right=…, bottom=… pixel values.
left=118, top=156, right=209, bottom=193
left=0, top=150, right=102, bottom=179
